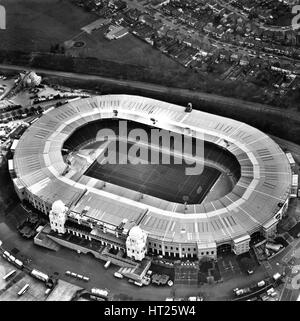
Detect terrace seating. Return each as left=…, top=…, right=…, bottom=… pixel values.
left=63, top=121, right=104, bottom=151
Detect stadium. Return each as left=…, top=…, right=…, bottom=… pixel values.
left=11, top=95, right=292, bottom=261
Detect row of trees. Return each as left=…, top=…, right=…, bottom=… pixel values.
left=0, top=106, right=43, bottom=122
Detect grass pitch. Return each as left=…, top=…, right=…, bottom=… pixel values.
left=84, top=147, right=221, bottom=204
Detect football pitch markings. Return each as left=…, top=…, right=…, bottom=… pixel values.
left=85, top=159, right=221, bottom=204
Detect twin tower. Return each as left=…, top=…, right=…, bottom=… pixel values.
left=49, top=200, right=148, bottom=262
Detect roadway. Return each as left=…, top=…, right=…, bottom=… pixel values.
left=1, top=63, right=300, bottom=123
left=216, top=0, right=295, bottom=32
left=0, top=202, right=174, bottom=301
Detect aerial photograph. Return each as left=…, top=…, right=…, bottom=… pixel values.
left=0, top=0, right=300, bottom=308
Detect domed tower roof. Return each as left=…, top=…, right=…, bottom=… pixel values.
left=129, top=226, right=144, bottom=239
left=52, top=200, right=66, bottom=214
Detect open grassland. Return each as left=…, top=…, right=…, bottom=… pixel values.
left=0, top=0, right=96, bottom=51
left=0, top=0, right=182, bottom=71
left=67, top=26, right=183, bottom=71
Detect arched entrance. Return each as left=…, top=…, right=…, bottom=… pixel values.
left=217, top=243, right=232, bottom=255
left=250, top=231, right=262, bottom=246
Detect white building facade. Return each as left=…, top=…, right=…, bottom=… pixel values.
left=126, top=226, right=147, bottom=261
left=49, top=200, right=68, bottom=234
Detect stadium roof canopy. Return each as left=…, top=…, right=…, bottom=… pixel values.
left=13, top=95, right=292, bottom=244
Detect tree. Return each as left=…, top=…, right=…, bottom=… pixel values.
left=29, top=107, right=36, bottom=115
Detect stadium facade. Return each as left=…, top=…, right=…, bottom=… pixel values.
left=11, top=95, right=292, bottom=261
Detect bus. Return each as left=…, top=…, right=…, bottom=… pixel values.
left=266, top=242, right=283, bottom=252
left=14, top=259, right=24, bottom=269
left=18, top=284, right=29, bottom=296
left=3, top=251, right=11, bottom=261
left=31, top=269, right=49, bottom=282
left=90, top=288, right=109, bottom=299
left=3, top=270, right=16, bottom=281
left=104, top=261, right=111, bottom=269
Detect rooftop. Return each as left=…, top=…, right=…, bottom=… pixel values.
left=13, top=95, right=292, bottom=244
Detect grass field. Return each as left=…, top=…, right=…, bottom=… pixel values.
left=0, top=0, right=183, bottom=71
left=66, top=26, right=183, bottom=71
left=0, top=0, right=95, bottom=52
left=64, top=119, right=236, bottom=204
left=84, top=143, right=221, bottom=204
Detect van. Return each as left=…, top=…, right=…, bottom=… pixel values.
left=114, top=272, right=124, bottom=279
left=3, top=270, right=16, bottom=281
left=45, top=288, right=51, bottom=296
left=104, top=261, right=111, bottom=269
